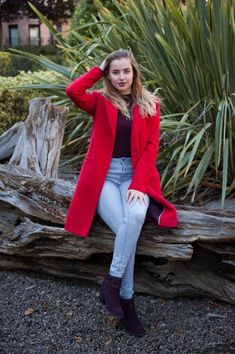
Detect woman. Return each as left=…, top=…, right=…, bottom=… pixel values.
left=64, top=49, right=178, bottom=336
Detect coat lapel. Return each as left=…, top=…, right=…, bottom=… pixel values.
left=131, top=104, right=140, bottom=158
left=104, top=100, right=118, bottom=142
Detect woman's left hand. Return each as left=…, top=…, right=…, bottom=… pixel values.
left=126, top=189, right=146, bottom=205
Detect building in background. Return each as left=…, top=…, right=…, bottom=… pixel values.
left=1, top=16, right=71, bottom=47
left=0, top=0, right=78, bottom=49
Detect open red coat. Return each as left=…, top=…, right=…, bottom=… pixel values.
left=64, top=66, right=178, bottom=237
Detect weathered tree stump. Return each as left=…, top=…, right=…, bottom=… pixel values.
left=0, top=98, right=234, bottom=304
left=0, top=97, right=68, bottom=177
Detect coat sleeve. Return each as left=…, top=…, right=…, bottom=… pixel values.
left=65, top=66, right=103, bottom=116
left=128, top=100, right=160, bottom=194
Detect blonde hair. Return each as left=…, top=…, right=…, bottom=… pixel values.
left=101, top=49, right=157, bottom=119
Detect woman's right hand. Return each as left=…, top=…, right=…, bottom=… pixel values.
left=100, top=59, right=107, bottom=72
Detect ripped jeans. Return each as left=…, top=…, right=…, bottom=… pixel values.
left=96, top=157, right=150, bottom=299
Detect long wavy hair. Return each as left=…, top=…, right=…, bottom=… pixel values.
left=101, top=49, right=157, bottom=119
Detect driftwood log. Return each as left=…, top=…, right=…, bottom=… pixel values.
left=0, top=98, right=235, bottom=305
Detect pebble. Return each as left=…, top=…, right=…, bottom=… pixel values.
left=0, top=270, right=235, bottom=354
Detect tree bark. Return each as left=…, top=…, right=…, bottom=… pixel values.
left=0, top=97, right=68, bottom=177
left=0, top=98, right=235, bottom=304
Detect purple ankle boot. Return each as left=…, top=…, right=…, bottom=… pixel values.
left=100, top=273, right=124, bottom=318
left=120, top=296, right=146, bottom=336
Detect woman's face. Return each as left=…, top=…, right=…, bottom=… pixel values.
left=107, top=57, right=134, bottom=95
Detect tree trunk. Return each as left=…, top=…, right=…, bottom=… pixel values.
left=0, top=98, right=235, bottom=304
left=0, top=97, right=68, bottom=177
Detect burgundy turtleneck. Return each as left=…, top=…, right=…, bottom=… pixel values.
left=112, top=94, right=133, bottom=157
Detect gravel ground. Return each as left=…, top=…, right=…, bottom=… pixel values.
left=0, top=270, right=234, bottom=354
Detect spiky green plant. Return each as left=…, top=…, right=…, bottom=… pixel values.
left=8, top=0, right=235, bottom=206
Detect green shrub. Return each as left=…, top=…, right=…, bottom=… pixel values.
left=1, top=44, right=65, bottom=76
left=3, top=44, right=59, bottom=56
left=0, top=52, right=13, bottom=76
left=0, top=70, right=64, bottom=134
left=67, top=0, right=120, bottom=44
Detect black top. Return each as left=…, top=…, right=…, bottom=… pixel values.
left=112, top=94, right=133, bottom=158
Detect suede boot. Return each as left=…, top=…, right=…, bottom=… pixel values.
left=99, top=273, right=124, bottom=318
left=120, top=296, right=146, bottom=336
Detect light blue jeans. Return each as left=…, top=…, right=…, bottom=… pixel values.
left=96, top=157, right=150, bottom=299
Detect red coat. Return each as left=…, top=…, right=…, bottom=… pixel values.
left=64, top=66, right=178, bottom=237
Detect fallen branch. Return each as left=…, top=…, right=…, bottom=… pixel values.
left=0, top=98, right=234, bottom=304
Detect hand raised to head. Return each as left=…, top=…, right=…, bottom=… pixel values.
left=100, top=59, right=107, bottom=72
